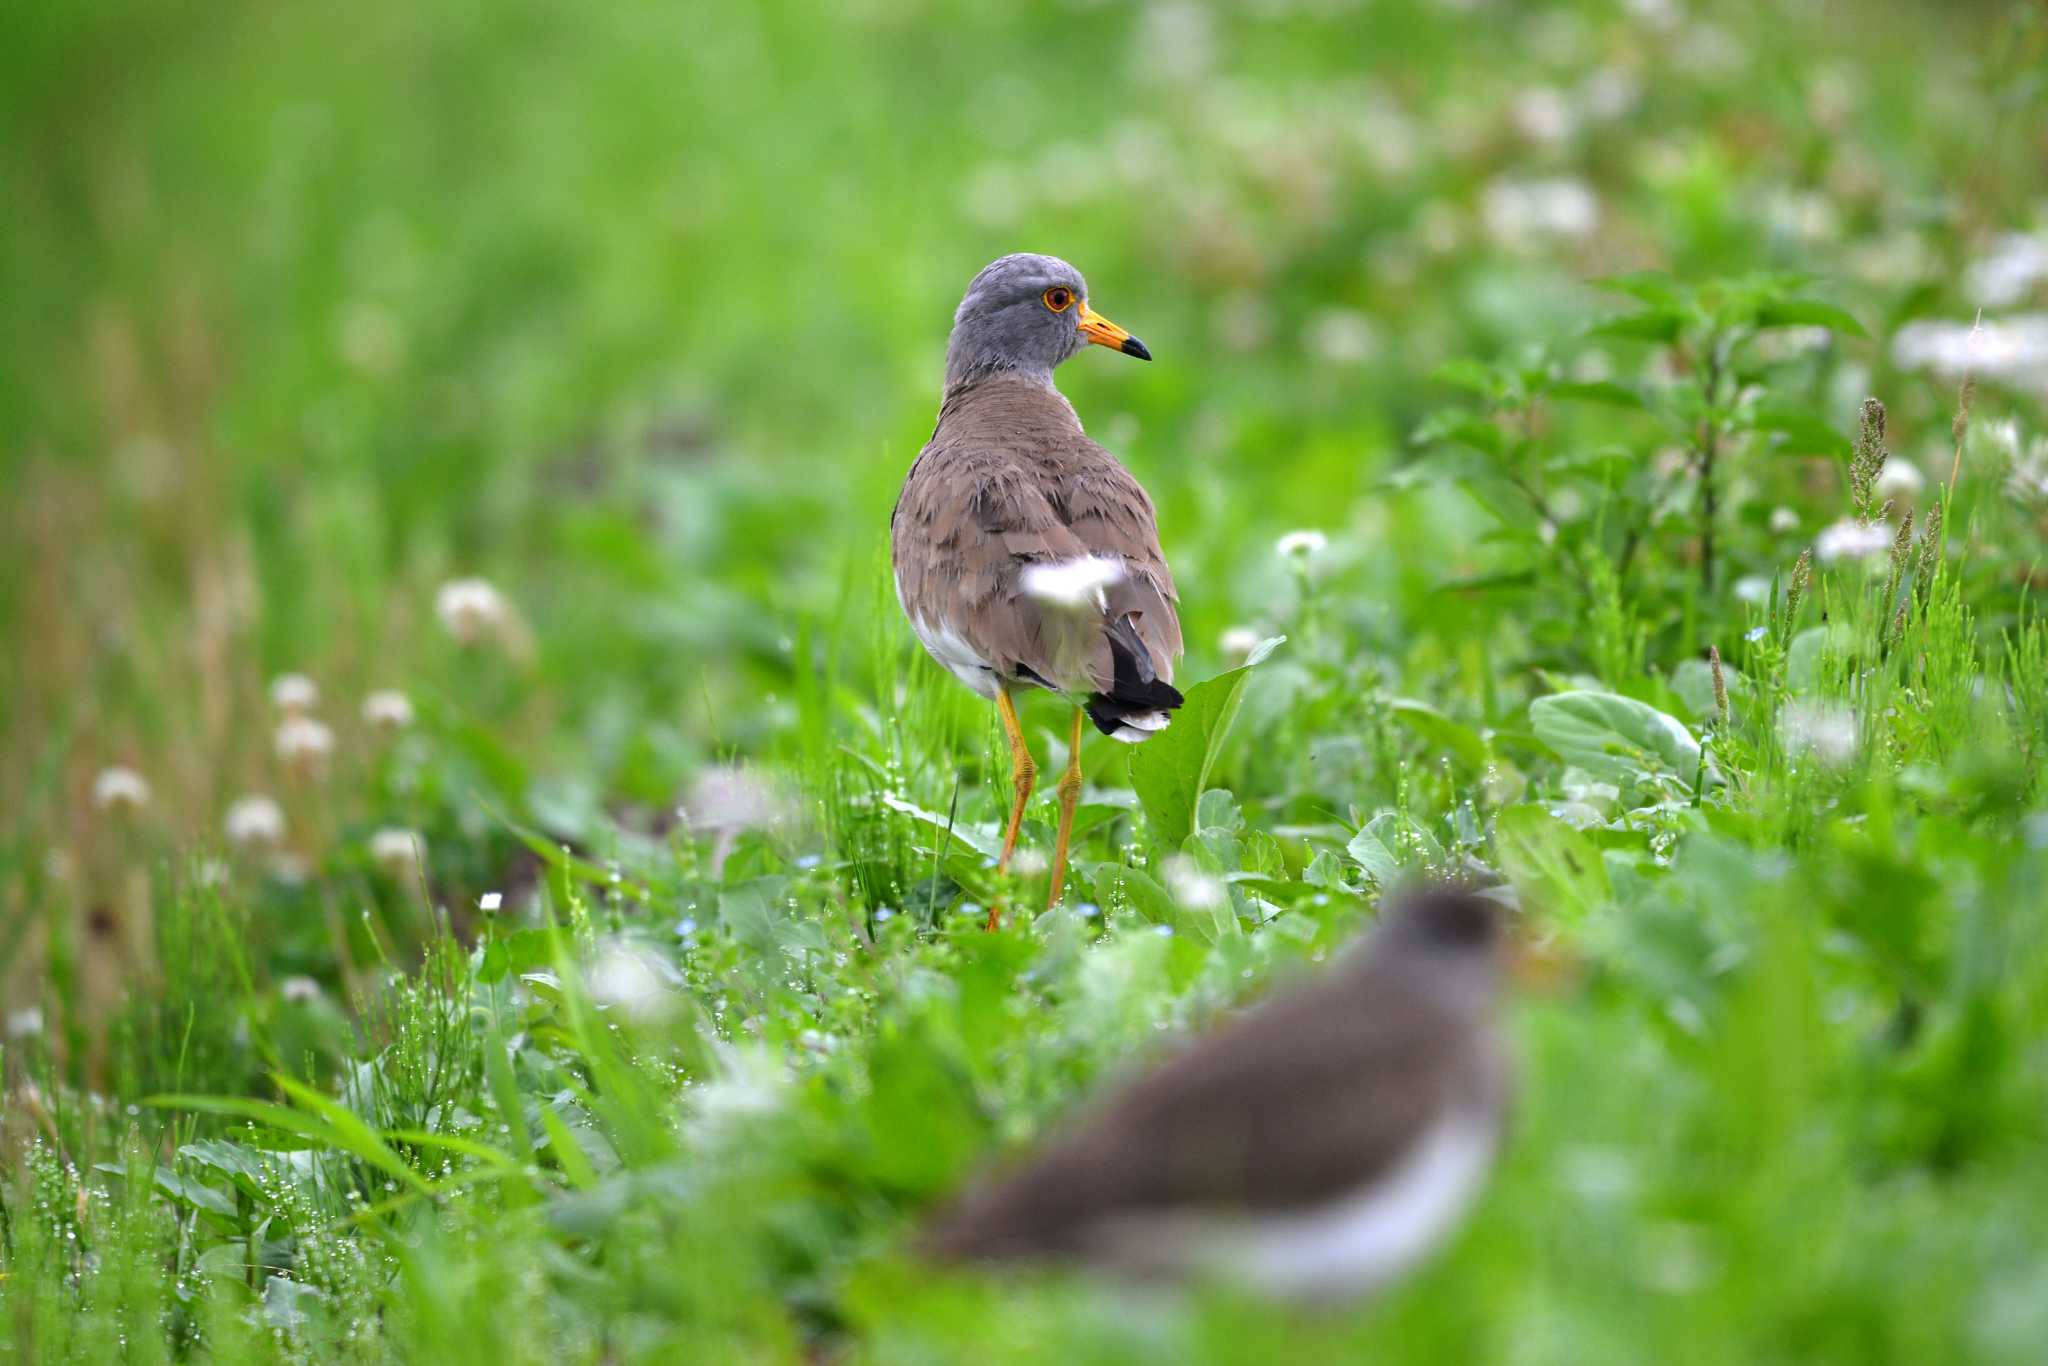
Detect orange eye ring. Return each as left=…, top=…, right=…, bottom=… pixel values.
left=1043, top=287, right=1074, bottom=313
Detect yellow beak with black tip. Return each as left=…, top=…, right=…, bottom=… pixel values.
left=1078, top=302, right=1152, bottom=361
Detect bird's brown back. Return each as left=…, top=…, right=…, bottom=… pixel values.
left=891, top=376, right=1181, bottom=695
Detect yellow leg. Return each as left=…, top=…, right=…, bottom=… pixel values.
left=990, top=688, right=1035, bottom=931
left=1047, top=709, right=1085, bottom=911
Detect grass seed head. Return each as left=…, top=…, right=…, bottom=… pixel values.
left=1850, top=396, right=1889, bottom=522
left=1708, top=644, right=1729, bottom=722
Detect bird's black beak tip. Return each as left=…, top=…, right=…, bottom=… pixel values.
left=1121, top=336, right=1152, bottom=361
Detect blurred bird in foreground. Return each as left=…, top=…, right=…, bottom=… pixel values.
left=892, top=254, right=1182, bottom=922
left=921, top=888, right=1512, bottom=1303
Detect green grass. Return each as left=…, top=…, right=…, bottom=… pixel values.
left=5, top=0, right=2048, bottom=1360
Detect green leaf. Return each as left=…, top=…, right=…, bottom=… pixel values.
left=1529, top=691, right=1701, bottom=786
left=1587, top=309, right=1684, bottom=344
left=878, top=792, right=1002, bottom=862
left=1546, top=379, right=1647, bottom=410
left=1388, top=697, right=1490, bottom=770
left=1754, top=297, right=1868, bottom=337
left=1129, top=637, right=1283, bottom=847
left=1494, top=805, right=1610, bottom=922
left=1345, top=812, right=1444, bottom=887
left=1740, top=404, right=1848, bottom=455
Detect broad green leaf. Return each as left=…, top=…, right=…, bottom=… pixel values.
left=1388, top=697, right=1490, bottom=770
left=1587, top=309, right=1684, bottom=344
left=1494, top=804, right=1610, bottom=922
left=1529, top=691, right=1701, bottom=786
left=1754, top=297, right=1868, bottom=337
left=1130, top=637, right=1283, bottom=847
left=878, top=792, right=1002, bottom=861
left=1547, top=379, right=1647, bottom=410
left=1345, top=812, right=1443, bottom=886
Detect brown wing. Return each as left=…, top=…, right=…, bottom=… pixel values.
left=891, top=379, right=1181, bottom=695
left=921, top=956, right=1497, bottom=1262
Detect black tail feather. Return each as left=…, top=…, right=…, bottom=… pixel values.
left=1086, top=615, right=1183, bottom=736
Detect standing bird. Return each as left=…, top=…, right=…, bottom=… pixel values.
left=892, top=254, right=1182, bottom=920
left=920, top=889, right=1513, bottom=1303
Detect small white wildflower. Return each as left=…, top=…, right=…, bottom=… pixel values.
left=279, top=975, right=322, bottom=1004
left=6, top=1007, right=44, bottom=1038
left=1020, top=555, right=1125, bottom=612
left=586, top=939, right=677, bottom=1022
left=361, top=689, right=415, bottom=732
left=1162, top=854, right=1227, bottom=912
left=1511, top=86, right=1578, bottom=144
left=1893, top=314, right=2048, bottom=398
left=1276, top=529, right=1328, bottom=560
left=1481, top=176, right=1599, bottom=245
left=269, top=673, right=320, bottom=714
left=478, top=891, right=503, bottom=914
left=92, top=766, right=151, bottom=813
left=1733, top=575, right=1771, bottom=604
left=435, top=577, right=509, bottom=645
left=1010, top=846, right=1050, bottom=878
left=224, top=795, right=286, bottom=848
left=1304, top=308, right=1380, bottom=366
left=369, top=827, right=427, bottom=881
left=1780, top=701, right=1859, bottom=768
left=1769, top=506, right=1800, bottom=534
left=1966, top=233, right=2048, bottom=309
left=683, top=765, right=790, bottom=875
left=274, top=715, right=335, bottom=771
left=1219, top=626, right=1261, bottom=660
left=1875, top=459, right=1925, bottom=499
left=1814, top=518, right=1894, bottom=565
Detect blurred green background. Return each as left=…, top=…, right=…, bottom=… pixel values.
left=4, top=0, right=2048, bottom=1361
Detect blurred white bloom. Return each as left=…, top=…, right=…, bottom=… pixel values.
left=1131, top=0, right=1214, bottom=84
left=1162, top=854, right=1226, bottom=912
left=1769, top=506, right=1800, bottom=534
left=1733, top=575, right=1771, bottom=604
left=2000, top=426, right=2048, bottom=502
left=1814, top=518, right=1894, bottom=565
left=435, top=577, right=509, bottom=645
left=1624, top=0, right=1682, bottom=30
left=224, top=796, right=286, bottom=848
left=361, top=689, right=415, bottom=732
left=1578, top=67, right=1641, bottom=121
left=269, top=852, right=310, bottom=887
left=1762, top=189, right=1839, bottom=246
left=269, top=673, right=320, bottom=714
left=684, top=764, right=791, bottom=875
left=586, top=939, right=677, bottom=1022
left=478, top=891, right=503, bottom=914
left=337, top=299, right=406, bottom=377
left=1412, top=200, right=1463, bottom=256
left=369, top=827, right=427, bottom=881
left=1893, top=314, right=2048, bottom=398
left=1780, top=701, right=1859, bottom=768
left=1276, top=529, right=1328, bottom=560
left=1967, top=233, right=2048, bottom=309
left=1875, top=458, right=1925, bottom=499
left=92, top=766, right=151, bottom=813
left=1010, top=846, right=1049, bottom=878
left=1304, top=308, right=1380, bottom=366
left=274, top=715, right=335, bottom=771
left=1481, top=176, right=1599, bottom=244
left=1511, top=86, right=1578, bottom=145
left=279, top=975, right=322, bottom=1004
left=687, top=1043, right=791, bottom=1134
left=1021, top=555, right=1125, bottom=611
left=7, top=1007, right=44, bottom=1038
left=1219, top=626, right=1262, bottom=659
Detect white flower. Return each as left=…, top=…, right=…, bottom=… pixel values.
left=7, top=1007, right=44, bottom=1038
left=684, top=765, right=790, bottom=875
left=1769, top=506, right=1801, bottom=534
left=586, top=939, right=677, bottom=1022
left=369, top=827, right=427, bottom=881
left=361, top=689, right=415, bottom=732
left=1511, top=86, right=1578, bottom=145
left=1219, top=626, right=1262, bottom=659
left=1276, top=529, right=1328, bottom=560
left=92, top=766, right=151, bottom=813
left=1967, top=233, right=2048, bottom=309
left=1162, top=854, right=1226, bottom=912
left=1780, top=701, right=1859, bottom=768
left=1481, top=176, right=1599, bottom=245
left=224, top=796, right=285, bottom=848
left=274, top=715, right=335, bottom=771
left=269, top=673, right=320, bottom=714
left=1875, top=459, right=1925, bottom=499
left=1020, top=555, right=1125, bottom=612
left=1893, top=314, right=2048, bottom=399
left=478, top=891, right=503, bottom=914
left=1304, top=308, right=1380, bottom=366
left=1814, top=518, right=1894, bottom=565
left=279, top=975, right=322, bottom=1004
left=269, top=852, right=310, bottom=886
left=435, top=577, right=509, bottom=645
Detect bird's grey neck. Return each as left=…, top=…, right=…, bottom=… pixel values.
left=943, top=351, right=1056, bottom=396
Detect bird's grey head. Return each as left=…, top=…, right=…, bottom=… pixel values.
left=1370, top=888, right=1510, bottom=1001
left=944, top=253, right=1151, bottom=393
